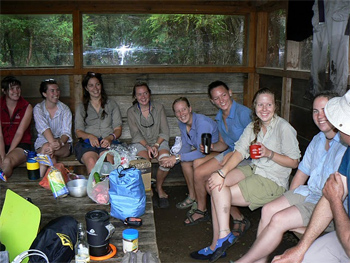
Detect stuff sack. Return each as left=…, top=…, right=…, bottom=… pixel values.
left=87, top=150, right=121, bottom=205
left=29, top=216, right=77, bottom=263
left=109, top=166, right=146, bottom=220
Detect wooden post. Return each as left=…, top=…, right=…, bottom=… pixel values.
left=282, top=77, right=292, bottom=121
left=256, top=12, right=268, bottom=68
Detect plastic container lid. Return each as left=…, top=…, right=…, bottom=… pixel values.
left=122, top=229, right=138, bottom=240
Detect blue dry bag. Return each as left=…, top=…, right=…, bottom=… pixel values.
left=109, top=166, right=146, bottom=220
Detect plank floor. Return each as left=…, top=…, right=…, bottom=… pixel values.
left=0, top=167, right=159, bottom=262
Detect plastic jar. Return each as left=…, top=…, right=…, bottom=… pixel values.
left=122, top=229, right=138, bottom=253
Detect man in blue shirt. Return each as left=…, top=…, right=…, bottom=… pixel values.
left=273, top=90, right=350, bottom=263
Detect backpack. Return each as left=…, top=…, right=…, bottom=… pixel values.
left=29, top=216, right=77, bottom=263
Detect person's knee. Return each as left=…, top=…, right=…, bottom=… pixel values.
left=269, top=211, right=286, bottom=229
left=260, top=203, right=276, bottom=225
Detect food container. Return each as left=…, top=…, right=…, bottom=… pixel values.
left=67, top=179, right=88, bottom=197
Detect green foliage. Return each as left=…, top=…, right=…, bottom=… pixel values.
left=0, top=13, right=246, bottom=67
left=0, top=15, right=73, bottom=67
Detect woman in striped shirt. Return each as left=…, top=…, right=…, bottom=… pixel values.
left=33, top=79, right=73, bottom=177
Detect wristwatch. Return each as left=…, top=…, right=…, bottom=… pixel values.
left=154, top=143, right=160, bottom=148
left=175, top=155, right=181, bottom=164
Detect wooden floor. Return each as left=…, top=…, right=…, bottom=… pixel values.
left=0, top=167, right=159, bottom=262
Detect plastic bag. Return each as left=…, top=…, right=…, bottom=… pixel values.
left=87, top=150, right=121, bottom=205
left=39, top=163, right=70, bottom=190
left=109, top=166, right=146, bottom=220
left=121, top=251, right=159, bottom=263
left=35, top=155, right=69, bottom=198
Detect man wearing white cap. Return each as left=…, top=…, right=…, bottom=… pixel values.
left=272, top=90, right=350, bottom=263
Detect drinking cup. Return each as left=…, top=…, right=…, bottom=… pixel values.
left=249, top=144, right=261, bottom=159
left=201, top=133, right=212, bottom=155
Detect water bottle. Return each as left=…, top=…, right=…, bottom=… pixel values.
left=75, top=222, right=90, bottom=263
left=26, top=151, right=40, bottom=180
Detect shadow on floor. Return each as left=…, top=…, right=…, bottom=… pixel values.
left=154, top=185, right=299, bottom=263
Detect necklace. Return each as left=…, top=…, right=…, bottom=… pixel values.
left=326, top=136, right=334, bottom=140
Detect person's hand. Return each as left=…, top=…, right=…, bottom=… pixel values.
left=159, top=156, right=176, bottom=168
left=255, top=142, right=272, bottom=159
left=88, top=135, right=100, bottom=148
left=44, top=146, right=54, bottom=158
left=50, top=139, right=61, bottom=151
left=208, top=171, right=225, bottom=191
left=322, top=172, right=344, bottom=203
left=145, top=145, right=154, bottom=159
left=100, top=136, right=112, bottom=148
left=151, top=146, right=159, bottom=158
left=272, top=246, right=304, bottom=263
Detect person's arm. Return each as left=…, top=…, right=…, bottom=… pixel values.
left=323, top=172, right=350, bottom=257
left=259, top=143, right=299, bottom=169
left=59, top=104, right=73, bottom=145
left=208, top=150, right=243, bottom=191
left=0, top=123, right=6, bottom=162
left=210, top=133, right=228, bottom=153
left=289, top=170, right=309, bottom=191
left=8, top=104, right=33, bottom=153
left=272, top=194, right=334, bottom=263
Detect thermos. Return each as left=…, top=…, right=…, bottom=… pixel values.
left=85, top=210, right=115, bottom=257
left=201, top=133, right=212, bottom=155
left=26, top=151, right=40, bottom=180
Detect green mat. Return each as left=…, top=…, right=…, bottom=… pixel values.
left=0, top=189, right=41, bottom=262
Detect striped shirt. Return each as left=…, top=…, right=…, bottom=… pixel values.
left=34, top=100, right=73, bottom=150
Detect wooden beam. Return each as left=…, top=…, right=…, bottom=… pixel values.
left=72, top=10, right=83, bottom=71
left=256, top=12, right=268, bottom=67
left=0, top=66, right=255, bottom=76
left=247, top=12, right=257, bottom=68
left=256, top=67, right=310, bottom=80
left=281, top=77, right=291, bottom=121
left=1, top=1, right=256, bottom=14
left=245, top=72, right=259, bottom=107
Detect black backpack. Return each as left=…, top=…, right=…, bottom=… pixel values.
left=29, top=216, right=78, bottom=263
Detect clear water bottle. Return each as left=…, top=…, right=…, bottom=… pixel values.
left=75, top=223, right=90, bottom=263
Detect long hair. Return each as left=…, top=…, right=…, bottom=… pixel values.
left=82, top=72, right=108, bottom=122
left=250, top=88, right=278, bottom=144
left=132, top=81, right=152, bottom=105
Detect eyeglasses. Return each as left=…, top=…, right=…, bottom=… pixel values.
left=140, top=111, right=154, bottom=128
left=42, top=78, right=56, bottom=83
left=87, top=72, right=101, bottom=77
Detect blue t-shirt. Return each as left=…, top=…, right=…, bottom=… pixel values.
left=338, top=146, right=350, bottom=216
left=215, top=100, right=251, bottom=155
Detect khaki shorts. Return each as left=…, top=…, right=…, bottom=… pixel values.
left=237, top=165, right=285, bottom=210
left=284, top=190, right=335, bottom=232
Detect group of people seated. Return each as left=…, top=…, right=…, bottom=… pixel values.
left=1, top=72, right=349, bottom=262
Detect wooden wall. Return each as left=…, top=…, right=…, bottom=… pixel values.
left=19, top=73, right=247, bottom=142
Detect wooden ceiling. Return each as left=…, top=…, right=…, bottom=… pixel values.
left=1, top=0, right=287, bottom=14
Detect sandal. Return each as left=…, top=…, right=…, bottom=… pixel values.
left=184, top=209, right=209, bottom=226
left=186, top=201, right=198, bottom=217
left=176, top=196, right=196, bottom=209
left=232, top=216, right=251, bottom=237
